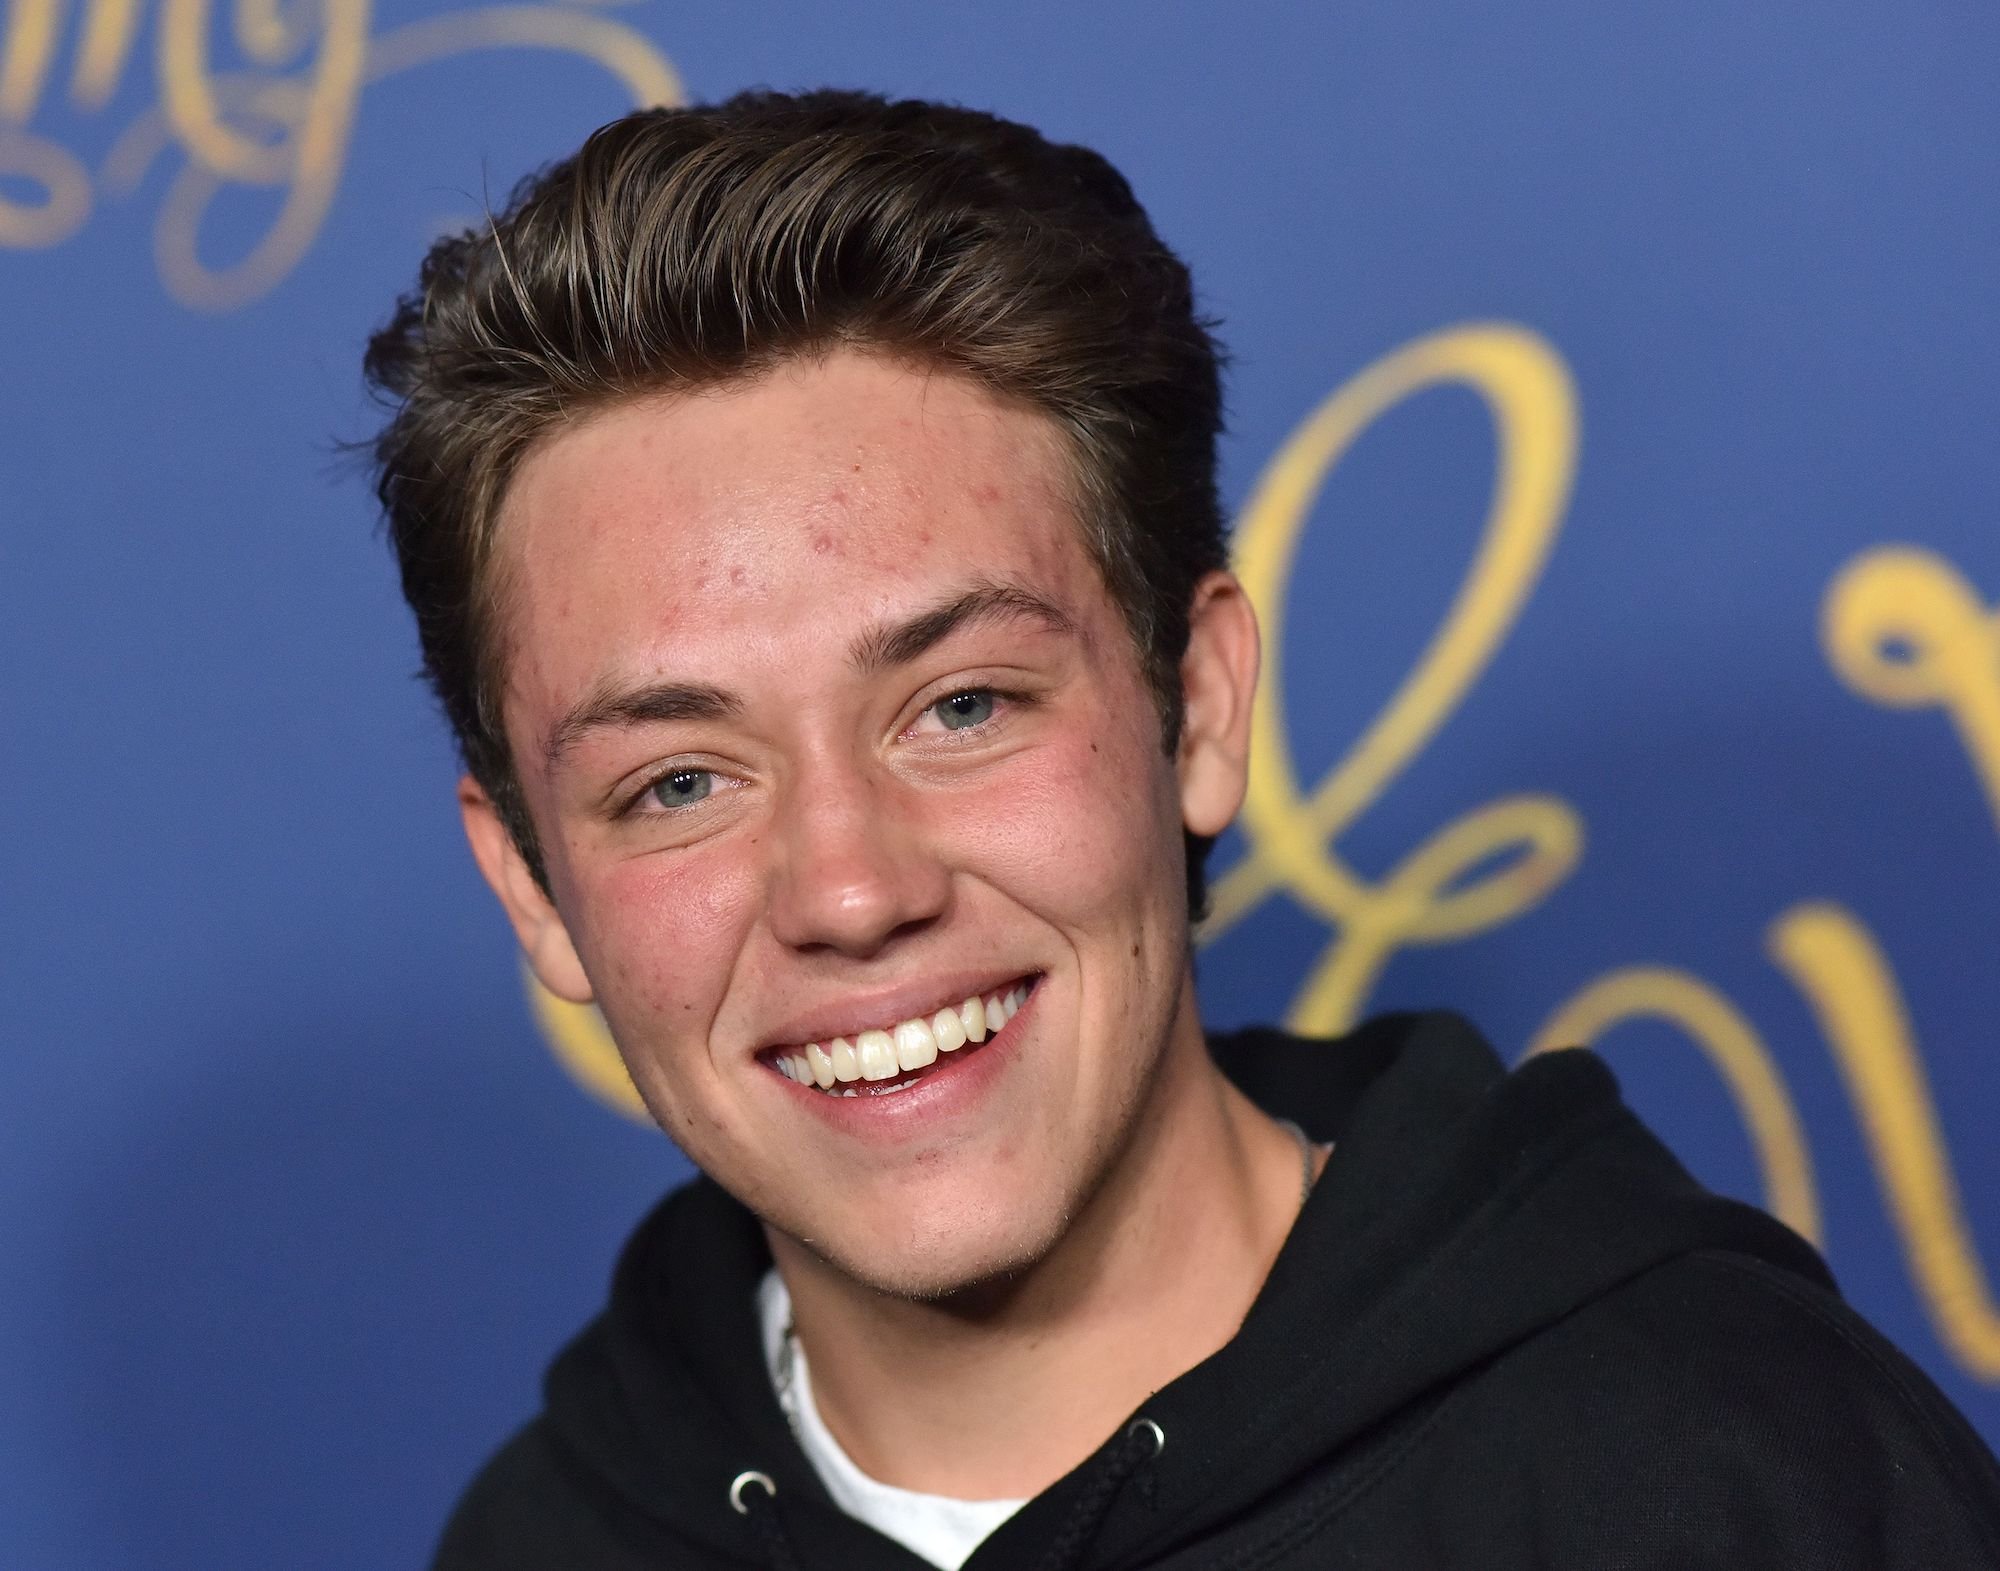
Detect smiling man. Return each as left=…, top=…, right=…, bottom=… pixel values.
left=366, top=91, right=2000, bottom=1571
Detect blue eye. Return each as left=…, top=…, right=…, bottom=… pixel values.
left=649, top=769, right=714, bottom=809
left=935, top=690, right=996, bottom=730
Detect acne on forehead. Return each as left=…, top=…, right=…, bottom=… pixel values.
left=490, top=353, right=1110, bottom=731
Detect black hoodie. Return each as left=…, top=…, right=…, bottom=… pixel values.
left=433, top=1011, right=2000, bottom=1569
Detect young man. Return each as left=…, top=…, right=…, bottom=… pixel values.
left=365, top=91, right=2000, bottom=1569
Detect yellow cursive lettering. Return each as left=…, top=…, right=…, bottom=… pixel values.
left=1824, top=545, right=2000, bottom=836
left=0, top=0, right=92, bottom=246
left=2, top=0, right=682, bottom=305
left=71, top=0, right=144, bottom=108
left=1772, top=902, right=2000, bottom=1378
left=1529, top=966, right=1821, bottom=1242
left=0, top=0, right=60, bottom=120
left=1204, top=323, right=1583, bottom=1034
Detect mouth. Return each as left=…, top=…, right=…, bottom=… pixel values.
left=762, top=975, right=1039, bottom=1097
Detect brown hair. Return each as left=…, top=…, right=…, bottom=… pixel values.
left=364, top=89, right=1229, bottom=913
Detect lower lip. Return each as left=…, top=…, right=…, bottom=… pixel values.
left=778, top=981, right=1040, bottom=1136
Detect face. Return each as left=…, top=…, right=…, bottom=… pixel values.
left=468, top=349, right=1254, bottom=1299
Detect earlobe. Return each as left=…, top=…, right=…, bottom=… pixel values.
left=458, top=776, right=596, bottom=1005
left=1176, top=571, right=1261, bottom=838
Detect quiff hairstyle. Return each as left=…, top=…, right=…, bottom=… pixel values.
left=365, top=89, right=1230, bottom=913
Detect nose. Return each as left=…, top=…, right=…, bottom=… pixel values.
left=765, top=754, right=950, bottom=956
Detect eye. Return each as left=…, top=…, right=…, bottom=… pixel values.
left=932, top=689, right=996, bottom=731
left=646, top=768, right=715, bottom=810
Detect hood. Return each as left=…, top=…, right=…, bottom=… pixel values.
left=535, top=1010, right=1831, bottom=1569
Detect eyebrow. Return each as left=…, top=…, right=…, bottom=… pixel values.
left=848, top=579, right=1077, bottom=675
left=544, top=681, right=742, bottom=770
left=543, top=578, right=1076, bottom=770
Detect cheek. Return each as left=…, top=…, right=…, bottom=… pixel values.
left=946, top=701, right=1183, bottom=925
left=571, top=845, right=764, bottom=1026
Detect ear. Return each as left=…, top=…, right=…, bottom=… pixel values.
left=458, top=776, right=595, bottom=1005
left=1176, top=570, right=1261, bottom=837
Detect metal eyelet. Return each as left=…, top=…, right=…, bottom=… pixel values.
left=728, top=1469, right=776, bottom=1514
left=1126, top=1417, right=1166, bottom=1457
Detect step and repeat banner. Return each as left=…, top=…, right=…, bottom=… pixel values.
left=4, top=2, right=1996, bottom=1565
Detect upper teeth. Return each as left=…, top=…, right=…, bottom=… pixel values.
left=773, top=983, right=1030, bottom=1092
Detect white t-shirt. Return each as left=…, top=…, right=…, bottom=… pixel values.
left=756, top=1270, right=1026, bottom=1571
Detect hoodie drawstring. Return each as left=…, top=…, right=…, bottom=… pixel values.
left=730, top=1469, right=805, bottom=1571
left=1033, top=1417, right=1165, bottom=1571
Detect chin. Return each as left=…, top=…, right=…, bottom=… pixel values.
left=791, top=1191, right=1075, bottom=1306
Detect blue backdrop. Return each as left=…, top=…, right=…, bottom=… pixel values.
left=4, top=3, right=1997, bottom=1566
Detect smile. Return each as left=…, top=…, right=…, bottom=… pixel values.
left=766, top=977, right=1037, bottom=1096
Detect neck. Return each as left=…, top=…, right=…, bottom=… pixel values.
left=764, top=984, right=1316, bottom=1500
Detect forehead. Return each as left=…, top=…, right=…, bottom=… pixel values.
left=492, top=351, right=1099, bottom=722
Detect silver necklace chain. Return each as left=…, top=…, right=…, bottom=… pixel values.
left=1275, top=1117, right=1325, bottom=1206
